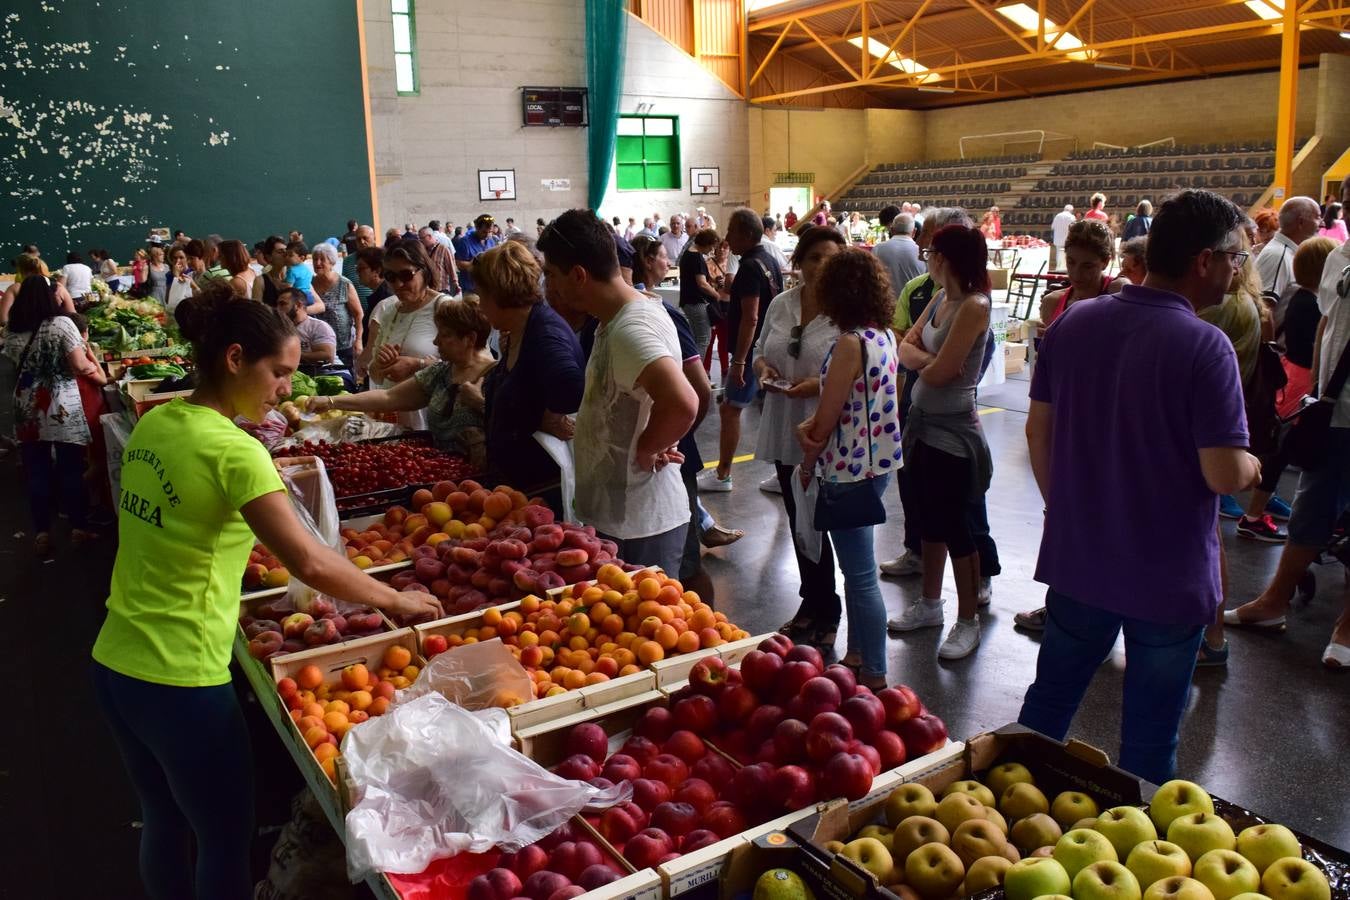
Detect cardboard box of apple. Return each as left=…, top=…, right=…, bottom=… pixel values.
left=689, top=633, right=950, bottom=805
left=540, top=632, right=949, bottom=873
left=792, top=757, right=1340, bottom=900
left=454, top=820, right=643, bottom=900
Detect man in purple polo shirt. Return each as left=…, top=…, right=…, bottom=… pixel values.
left=1018, top=190, right=1261, bottom=783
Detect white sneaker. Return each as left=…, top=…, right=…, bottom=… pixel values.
left=938, top=619, right=982, bottom=660
left=880, top=551, right=924, bottom=577
left=978, top=578, right=992, bottom=608
left=887, top=599, right=944, bottom=633
left=759, top=475, right=782, bottom=495
left=697, top=469, right=733, bottom=492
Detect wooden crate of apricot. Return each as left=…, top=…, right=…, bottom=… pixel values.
left=417, top=565, right=750, bottom=706
left=270, top=630, right=424, bottom=786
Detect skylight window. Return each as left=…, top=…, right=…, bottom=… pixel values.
left=1244, top=0, right=1283, bottom=20
left=995, top=3, right=1090, bottom=58
left=847, top=36, right=942, bottom=82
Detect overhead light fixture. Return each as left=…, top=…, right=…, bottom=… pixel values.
left=917, top=85, right=956, bottom=93
left=1244, top=0, right=1282, bottom=20
left=1341, top=30, right=1350, bottom=38
left=745, top=0, right=798, bottom=12
left=1094, top=61, right=1132, bottom=71
left=847, top=36, right=941, bottom=82
left=995, top=3, right=1091, bottom=59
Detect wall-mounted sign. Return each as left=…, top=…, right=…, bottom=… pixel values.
left=690, top=167, right=720, bottom=196
left=521, top=87, right=588, bottom=127
left=479, top=169, right=517, bottom=201
left=542, top=179, right=572, bottom=192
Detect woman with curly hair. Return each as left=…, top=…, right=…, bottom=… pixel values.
left=797, top=248, right=901, bottom=689
left=888, top=225, right=993, bottom=660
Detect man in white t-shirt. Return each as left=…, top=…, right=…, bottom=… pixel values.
left=1050, top=205, right=1075, bottom=271
left=62, top=252, right=93, bottom=298
left=538, top=209, right=698, bottom=574
left=759, top=216, right=791, bottom=272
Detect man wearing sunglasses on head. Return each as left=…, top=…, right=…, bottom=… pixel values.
left=455, top=214, right=500, bottom=300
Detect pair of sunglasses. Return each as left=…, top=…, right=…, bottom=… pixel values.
left=382, top=268, right=421, bottom=284
left=787, top=324, right=803, bottom=359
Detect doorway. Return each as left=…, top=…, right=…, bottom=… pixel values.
left=769, top=186, right=812, bottom=223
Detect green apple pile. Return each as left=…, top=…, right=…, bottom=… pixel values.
left=822, top=769, right=1331, bottom=900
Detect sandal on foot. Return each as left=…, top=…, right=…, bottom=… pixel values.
left=1323, top=641, right=1350, bottom=669
left=700, top=524, right=744, bottom=549
left=1221, top=607, right=1287, bottom=632
left=1196, top=639, right=1229, bottom=667
left=779, top=618, right=814, bottom=640
left=1014, top=607, right=1047, bottom=631
left=812, top=624, right=839, bottom=649
left=839, top=653, right=862, bottom=674
left=859, top=674, right=889, bottom=692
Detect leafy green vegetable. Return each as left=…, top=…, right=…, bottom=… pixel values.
left=288, top=372, right=317, bottom=399
left=314, top=375, right=345, bottom=396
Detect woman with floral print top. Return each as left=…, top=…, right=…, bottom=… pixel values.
left=797, top=248, right=901, bottom=690
left=6, top=277, right=106, bottom=553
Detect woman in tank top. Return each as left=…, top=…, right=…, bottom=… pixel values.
left=1037, top=220, right=1127, bottom=335
left=309, top=241, right=364, bottom=372
left=145, top=246, right=169, bottom=305
left=890, top=224, right=994, bottom=661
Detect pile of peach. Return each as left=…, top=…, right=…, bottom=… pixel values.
left=421, top=565, right=750, bottom=701
left=277, top=644, right=419, bottom=782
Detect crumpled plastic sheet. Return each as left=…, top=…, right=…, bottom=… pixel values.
left=343, top=693, right=630, bottom=882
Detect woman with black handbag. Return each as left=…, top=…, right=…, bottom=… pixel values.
left=887, top=225, right=994, bottom=661
left=796, top=248, right=901, bottom=690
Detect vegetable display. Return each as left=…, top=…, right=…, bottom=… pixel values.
left=87, top=296, right=179, bottom=354
left=128, top=363, right=186, bottom=381
left=314, top=375, right=345, bottom=396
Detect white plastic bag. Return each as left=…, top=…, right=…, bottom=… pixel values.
left=532, top=431, right=575, bottom=521
left=342, top=693, right=630, bottom=881
left=792, top=465, right=822, bottom=563
left=278, top=457, right=344, bottom=612
left=395, top=639, right=536, bottom=711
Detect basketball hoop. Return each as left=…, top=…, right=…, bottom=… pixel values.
left=493, top=190, right=503, bottom=200
left=701, top=184, right=710, bottom=193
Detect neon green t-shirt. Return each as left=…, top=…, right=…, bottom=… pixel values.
left=92, top=399, right=284, bottom=687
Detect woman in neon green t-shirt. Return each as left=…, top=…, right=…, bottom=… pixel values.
left=91, top=285, right=442, bottom=900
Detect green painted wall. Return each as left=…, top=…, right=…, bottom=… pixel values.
left=1, top=0, right=372, bottom=261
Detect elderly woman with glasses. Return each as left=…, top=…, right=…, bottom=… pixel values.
left=360, top=239, right=452, bottom=429
left=752, top=226, right=846, bottom=649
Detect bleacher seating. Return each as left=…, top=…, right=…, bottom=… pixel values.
left=838, top=154, right=1030, bottom=215
left=1004, top=139, right=1290, bottom=239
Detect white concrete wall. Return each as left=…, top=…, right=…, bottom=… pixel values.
left=600, top=14, right=751, bottom=229
left=365, top=2, right=751, bottom=233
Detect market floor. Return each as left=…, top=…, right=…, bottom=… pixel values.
left=1, top=371, right=1347, bottom=900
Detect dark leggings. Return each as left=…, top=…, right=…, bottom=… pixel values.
left=776, top=463, right=842, bottom=628
left=92, top=662, right=255, bottom=900
left=20, top=440, right=88, bottom=533
left=911, top=440, right=979, bottom=558
left=898, top=455, right=1000, bottom=576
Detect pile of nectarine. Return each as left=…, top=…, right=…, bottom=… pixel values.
left=278, top=644, right=419, bottom=782
left=422, top=566, right=750, bottom=702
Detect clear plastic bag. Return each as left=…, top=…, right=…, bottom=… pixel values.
left=277, top=457, right=344, bottom=613
left=792, top=466, right=822, bottom=563
left=395, top=639, right=536, bottom=711
left=342, top=693, right=630, bottom=881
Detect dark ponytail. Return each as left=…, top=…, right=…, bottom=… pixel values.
left=175, top=285, right=296, bottom=385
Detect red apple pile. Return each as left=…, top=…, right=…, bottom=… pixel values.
left=553, top=719, right=744, bottom=869
left=242, top=595, right=387, bottom=660
left=682, top=634, right=948, bottom=808
left=468, top=821, right=630, bottom=900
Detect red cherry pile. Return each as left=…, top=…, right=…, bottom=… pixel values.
left=274, top=439, right=476, bottom=496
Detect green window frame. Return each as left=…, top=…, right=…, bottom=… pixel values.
left=616, top=115, right=681, bottom=191
left=392, top=0, right=419, bottom=96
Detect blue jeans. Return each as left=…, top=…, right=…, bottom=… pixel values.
left=21, top=440, right=88, bottom=533
left=827, top=474, right=890, bottom=681
left=92, top=662, right=254, bottom=900
left=601, top=524, right=689, bottom=578
left=1018, top=589, right=1204, bottom=784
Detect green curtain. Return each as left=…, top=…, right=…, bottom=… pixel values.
left=586, top=0, right=627, bottom=211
